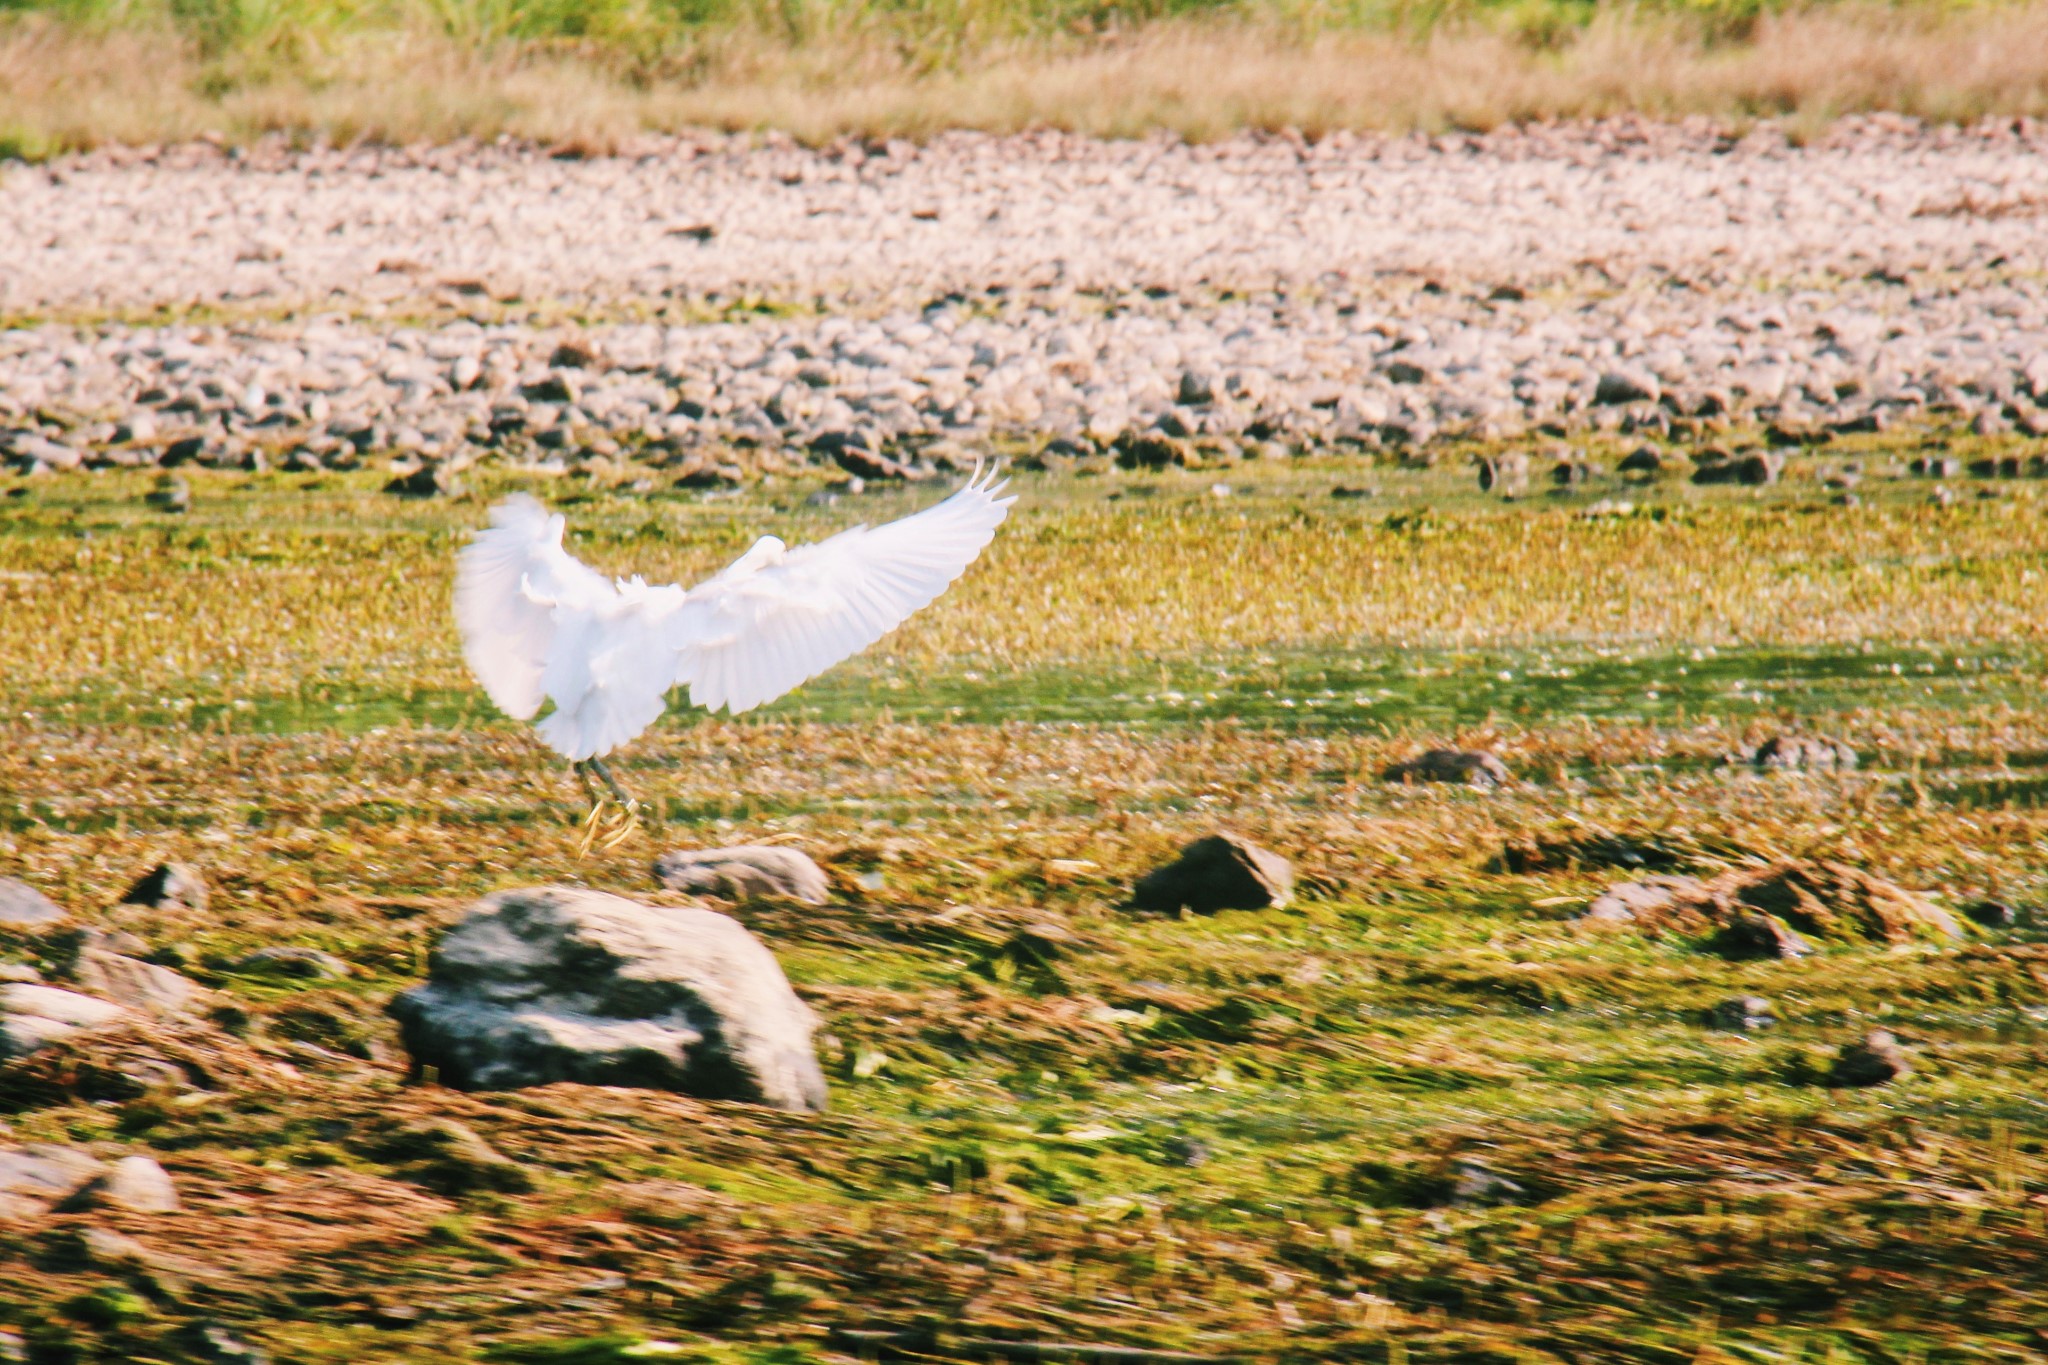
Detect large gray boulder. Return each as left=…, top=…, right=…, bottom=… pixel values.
left=388, top=887, right=826, bottom=1112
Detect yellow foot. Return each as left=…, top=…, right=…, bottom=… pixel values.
left=575, top=796, right=643, bottom=857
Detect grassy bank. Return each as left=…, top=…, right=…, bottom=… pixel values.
left=4, top=0, right=2048, bottom=154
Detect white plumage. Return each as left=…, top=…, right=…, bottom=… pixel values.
left=455, top=466, right=1015, bottom=762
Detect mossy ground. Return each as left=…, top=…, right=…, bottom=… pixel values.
left=2, top=447, right=2047, bottom=1363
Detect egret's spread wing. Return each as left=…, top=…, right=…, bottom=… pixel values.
left=675, top=465, right=1015, bottom=715
left=454, top=493, right=612, bottom=720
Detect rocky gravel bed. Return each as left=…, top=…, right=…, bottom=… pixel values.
left=4, top=117, right=2048, bottom=476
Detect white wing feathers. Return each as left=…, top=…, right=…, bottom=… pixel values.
left=453, top=468, right=1014, bottom=761
left=453, top=494, right=611, bottom=720
left=675, top=464, right=1014, bottom=717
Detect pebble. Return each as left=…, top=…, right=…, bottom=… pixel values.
left=0, top=121, right=2040, bottom=467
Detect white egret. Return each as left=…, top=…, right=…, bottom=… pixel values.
left=456, top=465, right=1014, bottom=811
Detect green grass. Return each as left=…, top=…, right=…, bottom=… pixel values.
left=2, top=451, right=2048, bottom=1362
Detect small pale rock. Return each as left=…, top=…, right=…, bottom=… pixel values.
left=1581, top=874, right=1705, bottom=924
left=0, top=879, right=65, bottom=927
left=0, top=1144, right=107, bottom=1218
left=1127, top=833, right=1294, bottom=915
left=0, top=983, right=131, bottom=1059
left=73, top=947, right=198, bottom=1015
left=653, top=846, right=830, bottom=905
left=79, top=1155, right=180, bottom=1213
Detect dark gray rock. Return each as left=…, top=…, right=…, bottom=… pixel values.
left=1829, top=1029, right=1912, bottom=1087
left=652, top=846, right=830, bottom=905
left=1476, top=452, right=1528, bottom=495
left=388, top=886, right=826, bottom=1111
left=145, top=473, right=191, bottom=513
left=230, top=946, right=352, bottom=980
left=1706, top=995, right=1777, bottom=1030
left=1711, top=911, right=1815, bottom=960
left=1383, top=748, right=1511, bottom=789
left=0, top=879, right=65, bottom=927
left=120, top=862, right=210, bottom=913
left=361, top=1117, right=534, bottom=1195
left=1127, top=833, right=1294, bottom=915
left=1595, top=370, right=1660, bottom=406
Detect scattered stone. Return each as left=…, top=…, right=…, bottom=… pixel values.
left=0, top=983, right=131, bottom=1059
left=1964, top=899, right=2018, bottom=928
left=230, top=946, right=353, bottom=980
left=69, top=1155, right=180, bottom=1213
left=1712, top=911, right=1815, bottom=960
left=1617, top=445, right=1667, bottom=477
left=1497, top=828, right=1692, bottom=874
left=388, top=886, right=827, bottom=1111
left=1476, top=451, right=1529, bottom=494
left=362, top=1117, right=535, bottom=1195
left=1383, top=748, right=1511, bottom=789
left=1750, top=734, right=1858, bottom=770
left=652, top=846, right=831, bottom=905
left=0, top=879, right=66, bottom=927
left=1127, top=833, right=1294, bottom=915
left=1590, top=860, right=1959, bottom=952
left=384, top=461, right=466, bottom=498
left=0, top=1144, right=107, bottom=1218
left=184, top=1323, right=271, bottom=1365
left=1449, top=1160, right=1530, bottom=1208
left=1828, top=1029, right=1913, bottom=1087
left=1693, top=449, right=1783, bottom=485
left=145, top=473, right=190, bottom=513
left=1595, top=370, right=1660, bottom=406
left=72, top=944, right=200, bottom=1016
left=548, top=340, right=602, bottom=370
left=121, top=861, right=209, bottom=913
left=1580, top=874, right=1707, bottom=925
left=1706, top=995, right=1777, bottom=1030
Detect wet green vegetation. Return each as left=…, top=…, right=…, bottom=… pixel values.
left=2, top=453, right=2047, bottom=1362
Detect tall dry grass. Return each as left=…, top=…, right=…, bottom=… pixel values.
left=4, top=3, right=2048, bottom=153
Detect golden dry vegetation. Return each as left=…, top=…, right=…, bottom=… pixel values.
left=6, top=1, right=2048, bottom=155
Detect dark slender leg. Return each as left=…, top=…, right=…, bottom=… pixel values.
left=584, top=756, right=638, bottom=812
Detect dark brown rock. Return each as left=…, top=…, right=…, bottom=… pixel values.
left=1828, top=1029, right=1913, bottom=1087
left=1127, top=833, right=1294, bottom=915
left=1710, top=911, right=1814, bottom=960
left=1383, top=749, right=1511, bottom=789
left=1751, top=734, right=1858, bottom=770
left=120, top=861, right=209, bottom=914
